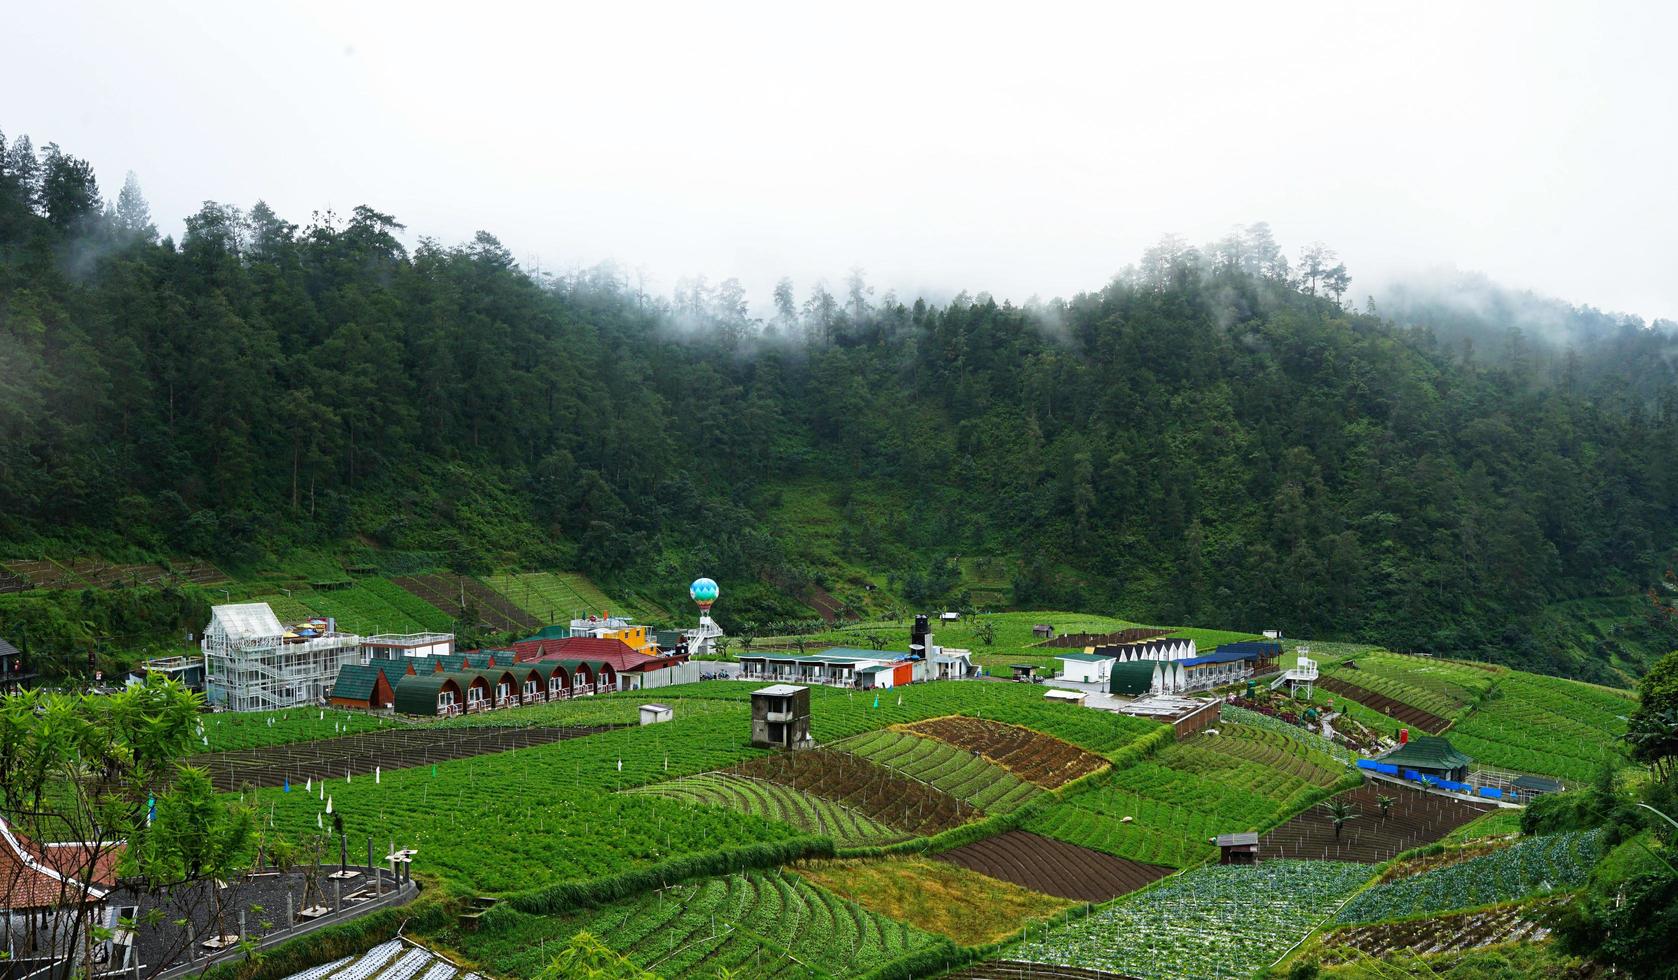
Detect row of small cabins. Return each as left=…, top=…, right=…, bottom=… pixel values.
left=329, top=636, right=700, bottom=716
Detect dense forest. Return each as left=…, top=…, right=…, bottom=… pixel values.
left=4, top=128, right=1678, bottom=683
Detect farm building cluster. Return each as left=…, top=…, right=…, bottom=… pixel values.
left=1051, top=637, right=1283, bottom=696
left=196, top=577, right=729, bottom=715
left=736, top=615, right=976, bottom=689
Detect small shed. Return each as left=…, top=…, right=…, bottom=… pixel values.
left=1513, top=774, right=1565, bottom=796
left=640, top=703, right=674, bottom=726
left=939, top=612, right=961, bottom=622
left=1381, top=736, right=1473, bottom=784
left=1031, top=624, right=1055, bottom=640
left=1216, top=832, right=1260, bottom=865
left=1010, top=664, right=1040, bottom=682
left=751, top=684, right=812, bottom=749
left=1056, top=652, right=1115, bottom=683
left=329, top=664, right=395, bottom=710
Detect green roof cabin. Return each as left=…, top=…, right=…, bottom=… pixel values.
left=393, top=672, right=465, bottom=716
left=1380, top=736, right=1472, bottom=783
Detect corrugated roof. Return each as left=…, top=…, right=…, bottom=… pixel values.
left=1381, top=736, right=1473, bottom=771
left=393, top=672, right=461, bottom=714
left=210, top=603, right=285, bottom=640
left=1057, top=652, right=1114, bottom=663
left=331, top=664, right=384, bottom=701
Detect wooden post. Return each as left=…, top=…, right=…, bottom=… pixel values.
left=334, top=879, right=343, bottom=913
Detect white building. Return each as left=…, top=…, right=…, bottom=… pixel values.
left=1056, top=652, right=1115, bottom=683
left=202, top=603, right=361, bottom=711
left=361, top=632, right=454, bottom=661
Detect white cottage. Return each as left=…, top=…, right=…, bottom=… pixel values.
left=1056, top=652, right=1115, bottom=683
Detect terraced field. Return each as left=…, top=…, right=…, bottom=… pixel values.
left=392, top=573, right=538, bottom=631
left=1335, top=829, right=1604, bottom=924
left=835, top=730, right=1042, bottom=813
left=733, top=748, right=979, bottom=836
left=1318, top=676, right=1449, bottom=733
left=1026, top=723, right=1354, bottom=868
left=796, top=857, right=1076, bottom=946
left=625, top=772, right=906, bottom=846
left=1314, top=903, right=1552, bottom=962
left=1259, top=782, right=1491, bottom=863
left=463, top=870, right=948, bottom=979
left=902, top=716, right=1109, bottom=788
left=1448, top=671, right=1635, bottom=783
left=935, top=831, right=1173, bottom=903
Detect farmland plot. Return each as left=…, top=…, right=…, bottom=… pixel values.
left=935, top=831, right=1172, bottom=903
left=1317, top=677, right=1449, bottom=733
left=1260, top=783, right=1490, bottom=863
left=796, top=857, right=1076, bottom=946
left=1314, top=903, right=1552, bottom=962
left=1448, top=672, right=1634, bottom=783
left=1334, top=829, right=1604, bottom=924
left=626, top=772, right=906, bottom=846
left=459, top=870, right=946, bottom=979
left=1010, top=861, right=1372, bottom=980
left=732, top=749, right=980, bottom=836
left=902, top=716, right=1110, bottom=788
left=834, top=730, right=1041, bottom=813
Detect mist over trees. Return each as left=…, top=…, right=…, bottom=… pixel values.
left=4, top=130, right=1678, bottom=681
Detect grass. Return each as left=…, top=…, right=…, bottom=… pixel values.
left=1441, top=809, right=1524, bottom=844
left=796, top=857, right=1076, bottom=946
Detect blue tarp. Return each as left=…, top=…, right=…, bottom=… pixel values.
left=1404, top=769, right=1423, bottom=781
left=1376, top=763, right=1399, bottom=775
left=1356, top=758, right=1380, bottom=770
left=1479, top=786, right=1503, bottom=799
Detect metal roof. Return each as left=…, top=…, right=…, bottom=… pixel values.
left=393, top=672, right=462, bottom=714
left=1057, top=652, right=1115, bottom=663
left=1380, top=736, right=1473, bottom=771
left=210, top=603, right=285, bottom=640
left=1216, top=832, right=1260, bottom=847
left=330, top=664, right=386, bottom=701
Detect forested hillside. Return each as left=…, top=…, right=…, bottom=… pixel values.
left=4, top=128, right=1677, bottom=682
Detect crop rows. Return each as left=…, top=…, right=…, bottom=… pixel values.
left=936, top=830, right=1174, bottom=903
left=1324, top=670, right=1460, bottom=721
left=195, top=708, right=393, bottom=752
left=1259, top=783, right=1491, bottom=864
left=835, top=730, right=1041, bottom=813
left=1335, top=829, right=1604, bottom=924
left=1317, top=676, right=1449, bottom=733
left=1448, top=672, right=1634, bottom=783
left=732, top=748, right=980, bottom=836
left=1011, top=860, right=1372, bottom=979
left=1316, top=902, right=1551, bottom=962
left=391, top=574, right=537, bottom=631
left=1219, top=704, right=1352, bottom=763
left=1343, top=654, right=1494, bottom=705
left=903, top=716, right=1110, bottom=788
left=569, top=870, right=944, bottom=978
left=626, top=772, right=906, bottom=846
left=1026, top=724, right=1348, bottom=868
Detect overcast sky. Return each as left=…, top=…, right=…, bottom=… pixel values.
left=5, top=1, right=1676, bottom=319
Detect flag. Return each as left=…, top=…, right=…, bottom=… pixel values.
left=431, top=765, right=437, bottom=777
left=326, top=796, right=333, bottom=814
left=284, top=778, right=291, bottom=793
left=872, top=694, right=879, bottom=708
left=616, top=758, right=623, bottom=771
left=306, top=777, right=312, bottom=792
left=147, top=795, right=155, bottom=827
left=317, top=812, right=323, bottom=828
left=375, top=766, right=381, bottom=784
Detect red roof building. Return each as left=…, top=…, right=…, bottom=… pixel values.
left=0, top=817, right=120, bottom=910
left=514, top=636, right=689, bottom=677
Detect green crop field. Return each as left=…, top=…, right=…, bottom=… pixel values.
left=1447, top=671, right=1635, bottom=783
left=195, top=708, right=396, bottom=752
left=453, top=869, right=949, bottom=978
left=1011, top=860, right=1373, bottom=979
left=1335, top=829, right=1605, bottom=924
left=834, top=729, right=1042, bottom=813
left=1028, top=723, right=1354, bottom=867
left=626, top=772, right=906, bottom=847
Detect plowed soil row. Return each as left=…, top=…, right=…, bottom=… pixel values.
left=1037, top=629, right=1167, bottom=649
left=733, top=748, right=978, bottom=836
left=903, top=717, right=1108, bottom=789
left=1319, top=676, right=1450, bottom=733
left=1260, top=783, right=1491, bottom=863
left=1318, top=903, right=1551, bottom=961
left=945, top=962, right=1138, bottom=980
left=935, top=831, right=1173, bottom=903
left=194, top=724, right=614, bottom=790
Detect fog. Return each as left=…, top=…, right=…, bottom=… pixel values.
left=5, top=1, right=1676, bottom=319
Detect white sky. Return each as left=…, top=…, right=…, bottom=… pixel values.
left=5, top=1, right=1676, bottom=319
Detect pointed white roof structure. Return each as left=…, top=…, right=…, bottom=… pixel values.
left=208, top=602, right=285, bottom=640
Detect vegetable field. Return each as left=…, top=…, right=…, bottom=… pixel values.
left=456, top=870, right=948, bottom=978
left=1010, top=860, right=1372, bottom=979
left=1259, top=783, right=1491, bottom=863
left=1313, top=902, right=1552, bottom=963
left=796, top=857, right=1076, bottom=946
left=1334, top=829, right=1604, bottom=924
left=834, top=730, right=1042, bottom=813
left=626, top=772, right=906, bottom=846
left=732, top=749, right=980, bottom=836
left=901, top=716, right=1110, bottom=788
left=197, top=707, right=392, bottom=751
left=1447, top=672, right=1634, bottom=783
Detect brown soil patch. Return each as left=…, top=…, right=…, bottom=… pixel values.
left=935, top=830, right=1172, bottom=903
left=1260, top=782, right=1491, bottom=864
left=733, top=749, right=979, bottom=835
left=903, top=716, right=1108, bottom=789
left=1319, top=676, right=1451, bottom=733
